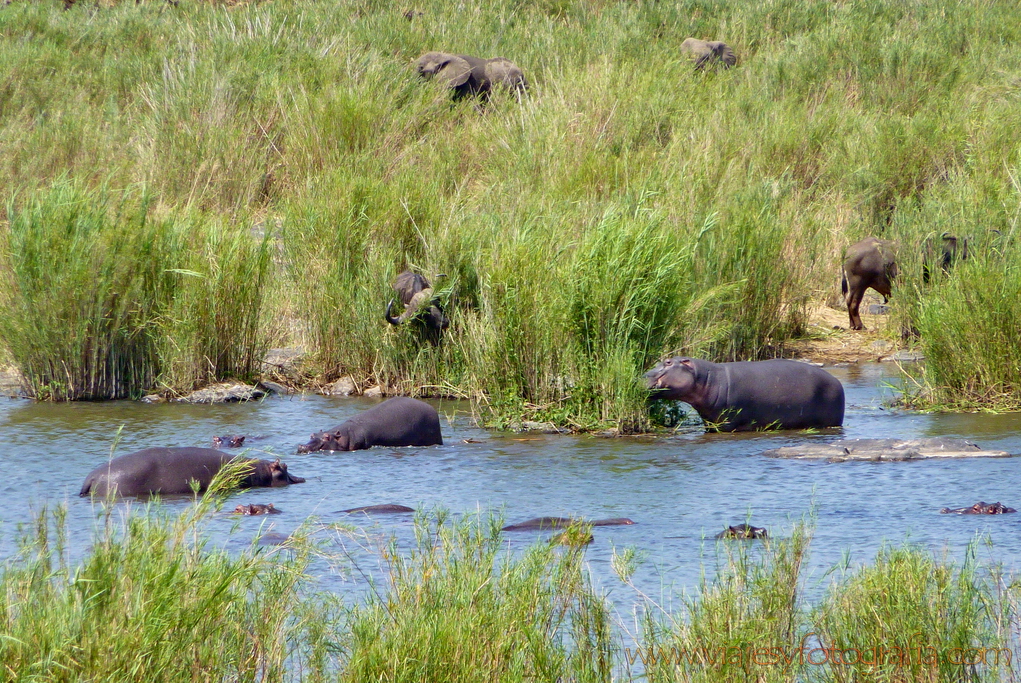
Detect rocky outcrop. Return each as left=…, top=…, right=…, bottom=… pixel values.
left=176, top=382, right=266, bottom=404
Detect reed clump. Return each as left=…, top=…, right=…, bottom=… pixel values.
left=0, top=181, right=272, bottom=398
left=339, top=511, right=613, bottom=682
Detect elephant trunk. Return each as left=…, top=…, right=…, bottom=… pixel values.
left=385, top=299, right=402, bottom=325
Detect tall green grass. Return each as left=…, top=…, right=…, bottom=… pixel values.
left=3, top=0, right=1021, bottom=417
left=0, top=181, right=271, bottom=398
left=340, top=512, right=613, bottom=682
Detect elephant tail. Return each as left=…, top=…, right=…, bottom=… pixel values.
left=840, top=270, right=848, bottom=297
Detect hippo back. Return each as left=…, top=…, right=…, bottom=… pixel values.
left=718, top=359, right=844, bottom=430
left=344, top=397, right=443, bottom=449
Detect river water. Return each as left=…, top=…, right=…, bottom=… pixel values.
left=1, top=362, right=1020, bottom=614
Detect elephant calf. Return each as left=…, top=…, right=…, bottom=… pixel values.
left=842, top=237, right=898, bottom=331
left=416, top=51, right=527, bottom=99
left=681, top=38, right=737, bottom=69
left=923, top=232, right=968, bottom=283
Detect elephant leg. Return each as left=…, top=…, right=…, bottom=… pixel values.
left=846, top=286, right=866, bottom=331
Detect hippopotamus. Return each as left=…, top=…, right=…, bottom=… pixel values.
left=233, top=503, right=282, bottom=515
left=645, top=357, right=844, bottom=431
left=940, top=501, right=1015, bottom=514
left=297, top=397, right=443, bottom=452
left=716, top=524, right=768, bottom=540
left=501, top=517, right=636, bottom=532
left=841, top=237, right=898, bottom=330
left=213, top=435, right=246, bottom=448
left=341, top=504, right=416, bottom=513
left=80, top=447, right=305, bottom=497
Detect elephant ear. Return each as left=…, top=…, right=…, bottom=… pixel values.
left=706, top=41, right=736, bottom=67
left=416, top=51, right=457, bottom=78
left=434, top=55, right=473, bottom=87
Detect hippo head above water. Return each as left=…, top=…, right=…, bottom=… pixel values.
left=644, top=357, right=703, bottom=402
left=248, top=458, right=305, bottom=487
left=297, top=429, right=349, bottom=453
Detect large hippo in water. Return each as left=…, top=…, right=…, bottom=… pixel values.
left=297, top=397, right=443, bottom=453
left=645, top=357, right=844, bottom=431
left=80, top=447, right=305, bottom=497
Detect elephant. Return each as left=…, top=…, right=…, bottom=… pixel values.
left=645, top=357, right=845, bottom=431
left=841, top=237, right=898, bottom=330
left=681, top=38, right=737, bottom=69
left=297, top=397, right=443, bottom=452
left=501, top=517, right=636, bottom=531
left=923, top=233, right=968, bottom=283
left=415, top=51, right=527, bottom=99
left=80, top=447, right=305, bottom=497
left=386, top=271, right=449, bottom=342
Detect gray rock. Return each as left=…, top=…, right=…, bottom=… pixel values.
left=363, top=385, right=383, bottom=399
left=0, top=366, right=25, bottom=397
left=176, top=382, right=266, bottom=404
left=881, top=350, right=925, bottom=363
left=867, top=303, right=891, bottom=315
left=323, top=376, right=357, bottom=396
left=261, top=347, right=306, bottom=380
left=258, top=380, right=292, bottom=395
left=870, top=340, right=895, bottom=354
left=521, top=421, right=570, bottom=434
left=763, top=437, right=1011, bottom=462
left=141, top=394, right=166, bottom=404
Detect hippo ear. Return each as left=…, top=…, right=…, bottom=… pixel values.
left=679, top=358, right=696, bottom=369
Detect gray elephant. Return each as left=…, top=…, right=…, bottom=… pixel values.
left=646, top=357, right=845, bottom=431
left=681, top=38, right=737, bottom=69
left=80, top=447, right=305, bottom=497
left=416, top=51, right=527, bottom=99
left=386, top=271, right=449, bottom=341
left=297, top=397, right=443, bottom=452
left=841, top=237, right=898, bottom=330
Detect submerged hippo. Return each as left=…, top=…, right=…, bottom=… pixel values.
left=716, top=524, right=768, bottom=540
left=501, top=517, right=636, bottom=532
left=940, top=501, right=1016, bottom=514
left=80, top=447, right=305, bottom=497
left=233, top=503, right=282, bottom=515
left=297, top=397, right=443, bottom=452
left=213, top=435, right=246, bottom=448
left=341, top=504, right=416, bottom=514
left=645, top=357, right=844, bottom=431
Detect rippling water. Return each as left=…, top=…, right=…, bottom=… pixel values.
left=1, top=362, right=1019, bottom=608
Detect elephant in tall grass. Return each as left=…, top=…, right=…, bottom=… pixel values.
left=681, top=38, right=737, bottom=69
left=841, top=237, right=898, bottom=331
left=386, top=271, right=449, bottom=342
left=416, top=51, right=527, bottom=99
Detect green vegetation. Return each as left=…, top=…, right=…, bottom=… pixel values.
left=1, top=0, right=1020, bottom=420
left=3, top=504, right=1017, bottom=681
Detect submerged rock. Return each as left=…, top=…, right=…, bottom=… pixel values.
left=763, top=437, right=1010, bottom=462
left=323, top=376, right=358, bottom=396
left=340, top=504, right=416, bottom=514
